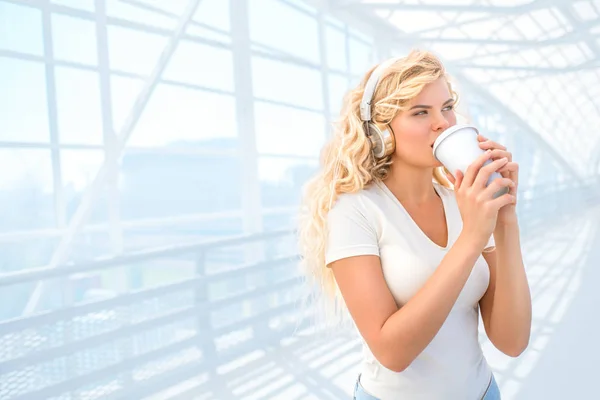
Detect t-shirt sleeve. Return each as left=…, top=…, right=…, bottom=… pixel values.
left=325, top=196, right=380, bottom=266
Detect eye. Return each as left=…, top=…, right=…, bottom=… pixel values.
left=443, top=104, right=455, bottom=111
left=413, top=110, right=427, bottom=116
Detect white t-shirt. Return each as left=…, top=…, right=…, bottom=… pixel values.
left=326, top=180, right=494, bottom=400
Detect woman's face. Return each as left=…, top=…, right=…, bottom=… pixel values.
left=388, top=77, right=457, bottom=168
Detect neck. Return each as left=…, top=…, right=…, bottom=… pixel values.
left=384, top=159, right=438, bottom=205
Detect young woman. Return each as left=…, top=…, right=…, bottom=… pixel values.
left=298, top=50, right=531, bottom=399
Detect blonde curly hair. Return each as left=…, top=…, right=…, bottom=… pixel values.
left=297, top=49, right=459, bottom=330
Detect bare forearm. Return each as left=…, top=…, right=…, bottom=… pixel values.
left=490, top=221, right=532, bottom=354
left=379, top=234, right=485, bottom=371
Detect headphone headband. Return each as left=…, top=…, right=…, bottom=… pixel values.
left=359, top=56, right=403, bottom=122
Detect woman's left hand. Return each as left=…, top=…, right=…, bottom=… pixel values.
left=477, top=134, right=519, bottom=224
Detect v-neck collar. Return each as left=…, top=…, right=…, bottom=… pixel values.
left=375, top=180, right=450, bottom=251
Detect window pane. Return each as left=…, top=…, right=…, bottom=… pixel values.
left=255, top=102, right=325, bottom=157
left=129, top=83, right=237, bottom=147
left=132, top=0, right=190, bottom=14
left=108, top=25, right=168, bottom=75
left=186, top=24, right=230, bottom=45
left=110, top=75, right=144, bottom=133
left=51, top=0, right=95, bottom=11
left=106, top=0, right=176, bottom=30
left=164, top=41, right=234, bottom=91
left=192, top=0, right=230, bottom=31
left=326, top=25, right=347, bottom=72
left=52, top=13, right=98, bottom=66
left=0, top=57, right=49, bottom=142
left=252, top=57, right=322, bottom=110
left=61, top=149, right=107, bottom=224
left=55, top=66, right=103, bottom=145
left=259, top=157, right=318, bottom=207
left=0, top=2, right=43, bottom=56
left=328, top=73, right=350, bottom=116
left=249, top=0, right=319, bottom=64
left=120, top=151, right=240, bottom=219
left=0, top=149, right=54, bottom=232
left=349, top=37, right=375, bottom=76
left=0, top=237, right=57, bottom=273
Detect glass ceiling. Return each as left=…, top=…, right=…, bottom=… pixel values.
left=336, top=0, right=600, bottom=174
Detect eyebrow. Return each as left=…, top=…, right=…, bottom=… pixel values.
left=409, top=98, right=454, bottom=110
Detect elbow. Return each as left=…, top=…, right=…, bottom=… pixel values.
left=379, top=357, right=408, bottom=373
left=374, top=351, right=411, bottom=373
left=502, top=337, right=530, bottom=358
left=504, top=347, right=525, bottom=358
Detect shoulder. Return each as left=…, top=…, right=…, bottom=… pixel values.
left=329, top=182, right=385, bottom=219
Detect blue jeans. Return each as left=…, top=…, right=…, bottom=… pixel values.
left=353, top=374, right=501, bottom=399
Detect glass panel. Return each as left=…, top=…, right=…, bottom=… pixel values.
left=328, top=73, right=350, bottom=117
left=254, top=102, right=325, bottom=157
left=110, top=75, right=144, bottom=133
left=252, top=56, right=322, bottom=110
left=55, top=66, right=103, bottom=145
left=129, top=83, right=237, bottom=147
left=0, top=2, right=43, bottom=56
left=387, top=11, right=447, bottom=34
left=61, top=149, right=107, bottom=224
left=348, top=37, right=374, bottom=76
left=0, top=236, right=58, bottom=274
left=326, top=25, right=347, bottom=72
left=186, top=24, right=230, bottom=45
left=326, top=16, right=344, bottom=29
left=51, top=0, right=95, bottom=11
left=259, top=157, right=318, bottom=207
left=573, top=2, right=598, bottom=21
left=0, top=57, right=49, bottom=142
left=120, top=151, right=240, bottom=219
left=52, top=13, right=98, bottom=66
left=511, top=14, right=544, bottom=39
left=133, top=0, right=190, bottom=14
left=0, top=149, right=54, bottom=232
left=163, top=40, right=234, bottom=91
left=192, top=0, right=230, bottom=31
left=106, top=0, right=176, bottom=29
left=108, top=25, right=168, bottom=75
left=249, top=0, right=319, bottom=64
left=282, top=0, right=316, bottom=14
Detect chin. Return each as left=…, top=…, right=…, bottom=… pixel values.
left=431, top=154, right=443, bottom=168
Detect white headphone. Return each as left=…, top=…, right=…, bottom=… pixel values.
left=359, top=56, right=401, bottom=159
left=328, top=57, right=401, bottom=209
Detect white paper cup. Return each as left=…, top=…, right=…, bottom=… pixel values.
left=433, top=124, right=509, bottom=199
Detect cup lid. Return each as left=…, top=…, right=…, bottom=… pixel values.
left=432, top=124, right=480, bottom=157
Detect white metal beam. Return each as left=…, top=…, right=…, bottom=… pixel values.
left=335, top=0, right=562, bottom=14
left=231, top=0, right=264, bottom=257
left=40, top=2, right=66, bottom=229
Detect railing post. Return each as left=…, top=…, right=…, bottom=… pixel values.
left=195, top=251, right=218, bottom=378
left=62, top=277, right=79, bottom=400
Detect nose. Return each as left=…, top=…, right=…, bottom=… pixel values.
left=433, top=113, right=450, bottom=132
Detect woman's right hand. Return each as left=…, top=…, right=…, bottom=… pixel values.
left=448, top=150, right=516, bottom=249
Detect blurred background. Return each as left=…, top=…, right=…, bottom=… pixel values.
left=1, top=0, right=599, bottom=399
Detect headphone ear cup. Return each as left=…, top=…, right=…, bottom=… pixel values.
left=366, top=123, right=395, bottom=159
